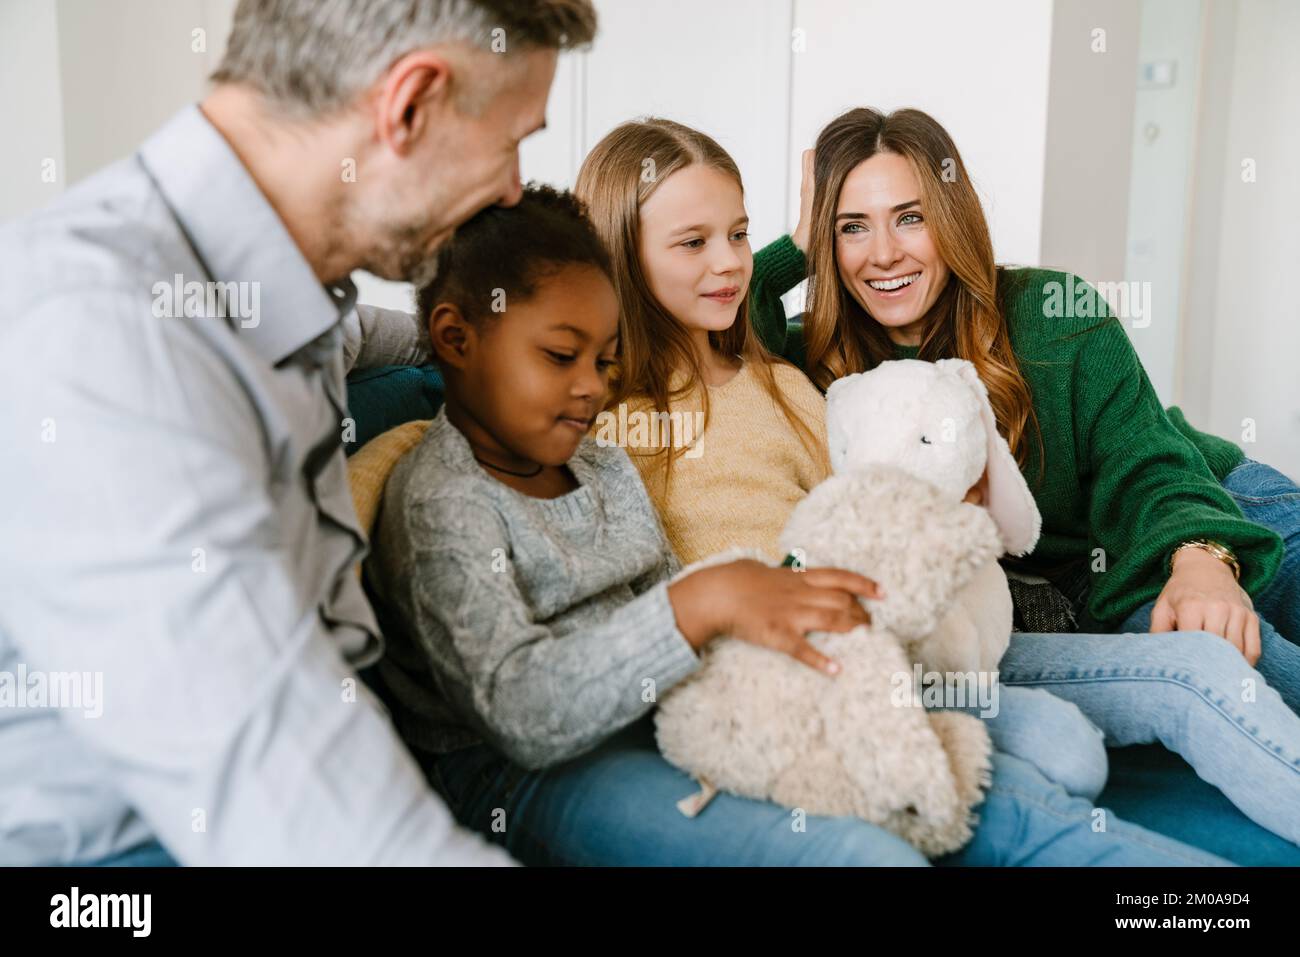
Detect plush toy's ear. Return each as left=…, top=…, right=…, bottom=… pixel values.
left=823, top=372, right=863, bottom=474
left=934, top=359, right=1041, bottom=556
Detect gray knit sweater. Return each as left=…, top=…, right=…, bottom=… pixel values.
left=366, top=408, right=702, bottom=770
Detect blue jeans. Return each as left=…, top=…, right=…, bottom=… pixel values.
left=428, top=712, right=1227, bottom=866
left=73, top=839, right=178, bottom=867
left=998, top=617, right=1300, bottom=845
left=1221, top=457, right=1300, bottom=645
left=941, top=684, right=1108, bottom=802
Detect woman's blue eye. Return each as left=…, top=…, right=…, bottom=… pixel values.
left=899, top=212, right=923, bottom=226
left=732, top=230, right=749, bottom=241
left=841, top=222, right=865, bottom=234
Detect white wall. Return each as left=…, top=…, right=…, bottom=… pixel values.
left=1196, top=0, right=1300, bottom=478
left=56, top=0, right=217, bottom=183
left=1180, top=0, right=1237, bottom=426
left=0, top=0, right=66, bottom=220
left=1123, top=0, right=1204, bottom=403
left=1039, top=0, right=1140, bottom=283
left=0, top=0, right=231, bottom=220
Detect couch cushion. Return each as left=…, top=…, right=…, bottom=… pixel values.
left=345, top=364, right=444, bottom=454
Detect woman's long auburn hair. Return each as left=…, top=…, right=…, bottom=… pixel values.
left=575, top=117, right=824, bottom=484
left=803, top=107, right=1042, bottom=478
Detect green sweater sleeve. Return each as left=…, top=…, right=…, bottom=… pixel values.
left=749, top=233, right=808, bottom=362
left=1165, top=406, right=1246, bottom=480
left=1068, top=306, right=1283, bottom=627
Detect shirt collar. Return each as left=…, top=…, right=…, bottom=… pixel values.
left=138, top=104, right=355, bottom=365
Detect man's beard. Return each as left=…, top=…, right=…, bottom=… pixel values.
left=363, top=212, right=448, bottom=287
left=399, top=236, right=442, bottom=289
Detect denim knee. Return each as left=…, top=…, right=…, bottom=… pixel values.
left=1146, top=629, right=1254, bottom=687
left=989, top=686, right=1109, bottom=802
left=1035, top=700, right=1109, bottom=803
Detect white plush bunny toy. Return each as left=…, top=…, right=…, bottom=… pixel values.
left=825, top=358, right=1043, bottom=676
left=654, top=358, right=1043, bottom=856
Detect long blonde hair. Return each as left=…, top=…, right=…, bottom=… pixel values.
left=802, top=107, right=1042, bottom=477
left=575, top=117, right=823, bottom=483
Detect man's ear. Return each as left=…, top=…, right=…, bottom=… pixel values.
left=428, top=303, right=474, bottom=371
left=375, top=50, right=452, bottom=153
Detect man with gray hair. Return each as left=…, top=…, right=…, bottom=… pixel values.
left=0, top=0, right=595, bottom=865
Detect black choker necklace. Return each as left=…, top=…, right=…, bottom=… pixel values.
left=474, top=455, right=543, bottom=478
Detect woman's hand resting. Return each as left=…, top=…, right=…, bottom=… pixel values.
left=667, top=559, right=883, bottom=677
left=1151, top=548, right=1261, bottom=665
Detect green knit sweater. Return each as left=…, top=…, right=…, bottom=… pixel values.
left=749, top=234, right=1283, bottom=630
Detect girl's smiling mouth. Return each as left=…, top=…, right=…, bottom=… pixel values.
left=701, top=286, right=739, bottom=303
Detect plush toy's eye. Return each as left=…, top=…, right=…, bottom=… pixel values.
left=920, top=435, right=932, bottom=445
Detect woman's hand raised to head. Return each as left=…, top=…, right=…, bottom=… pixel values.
left=791, top=148, right=815, bottom=256
left=667, top=558, right=882, bottom=677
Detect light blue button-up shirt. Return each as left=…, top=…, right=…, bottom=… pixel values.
left=0, top=105, right=511, bottom=865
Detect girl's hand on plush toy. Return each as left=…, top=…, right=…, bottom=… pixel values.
left=667, top=559, right=882, bottom=677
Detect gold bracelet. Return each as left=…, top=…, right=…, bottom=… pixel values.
left=1169, top=540, right=1241, bottom=581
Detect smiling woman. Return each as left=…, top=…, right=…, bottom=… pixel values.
left=751, top=106, right=1285, bottom=636
left=742, top=104, right=1300, bottom=850
left=833, top=160, right=950, bottom=345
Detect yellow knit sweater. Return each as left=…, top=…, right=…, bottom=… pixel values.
left=613, top=359, right=829, bottom=565
left=348, top=419, right=430, bottom=537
